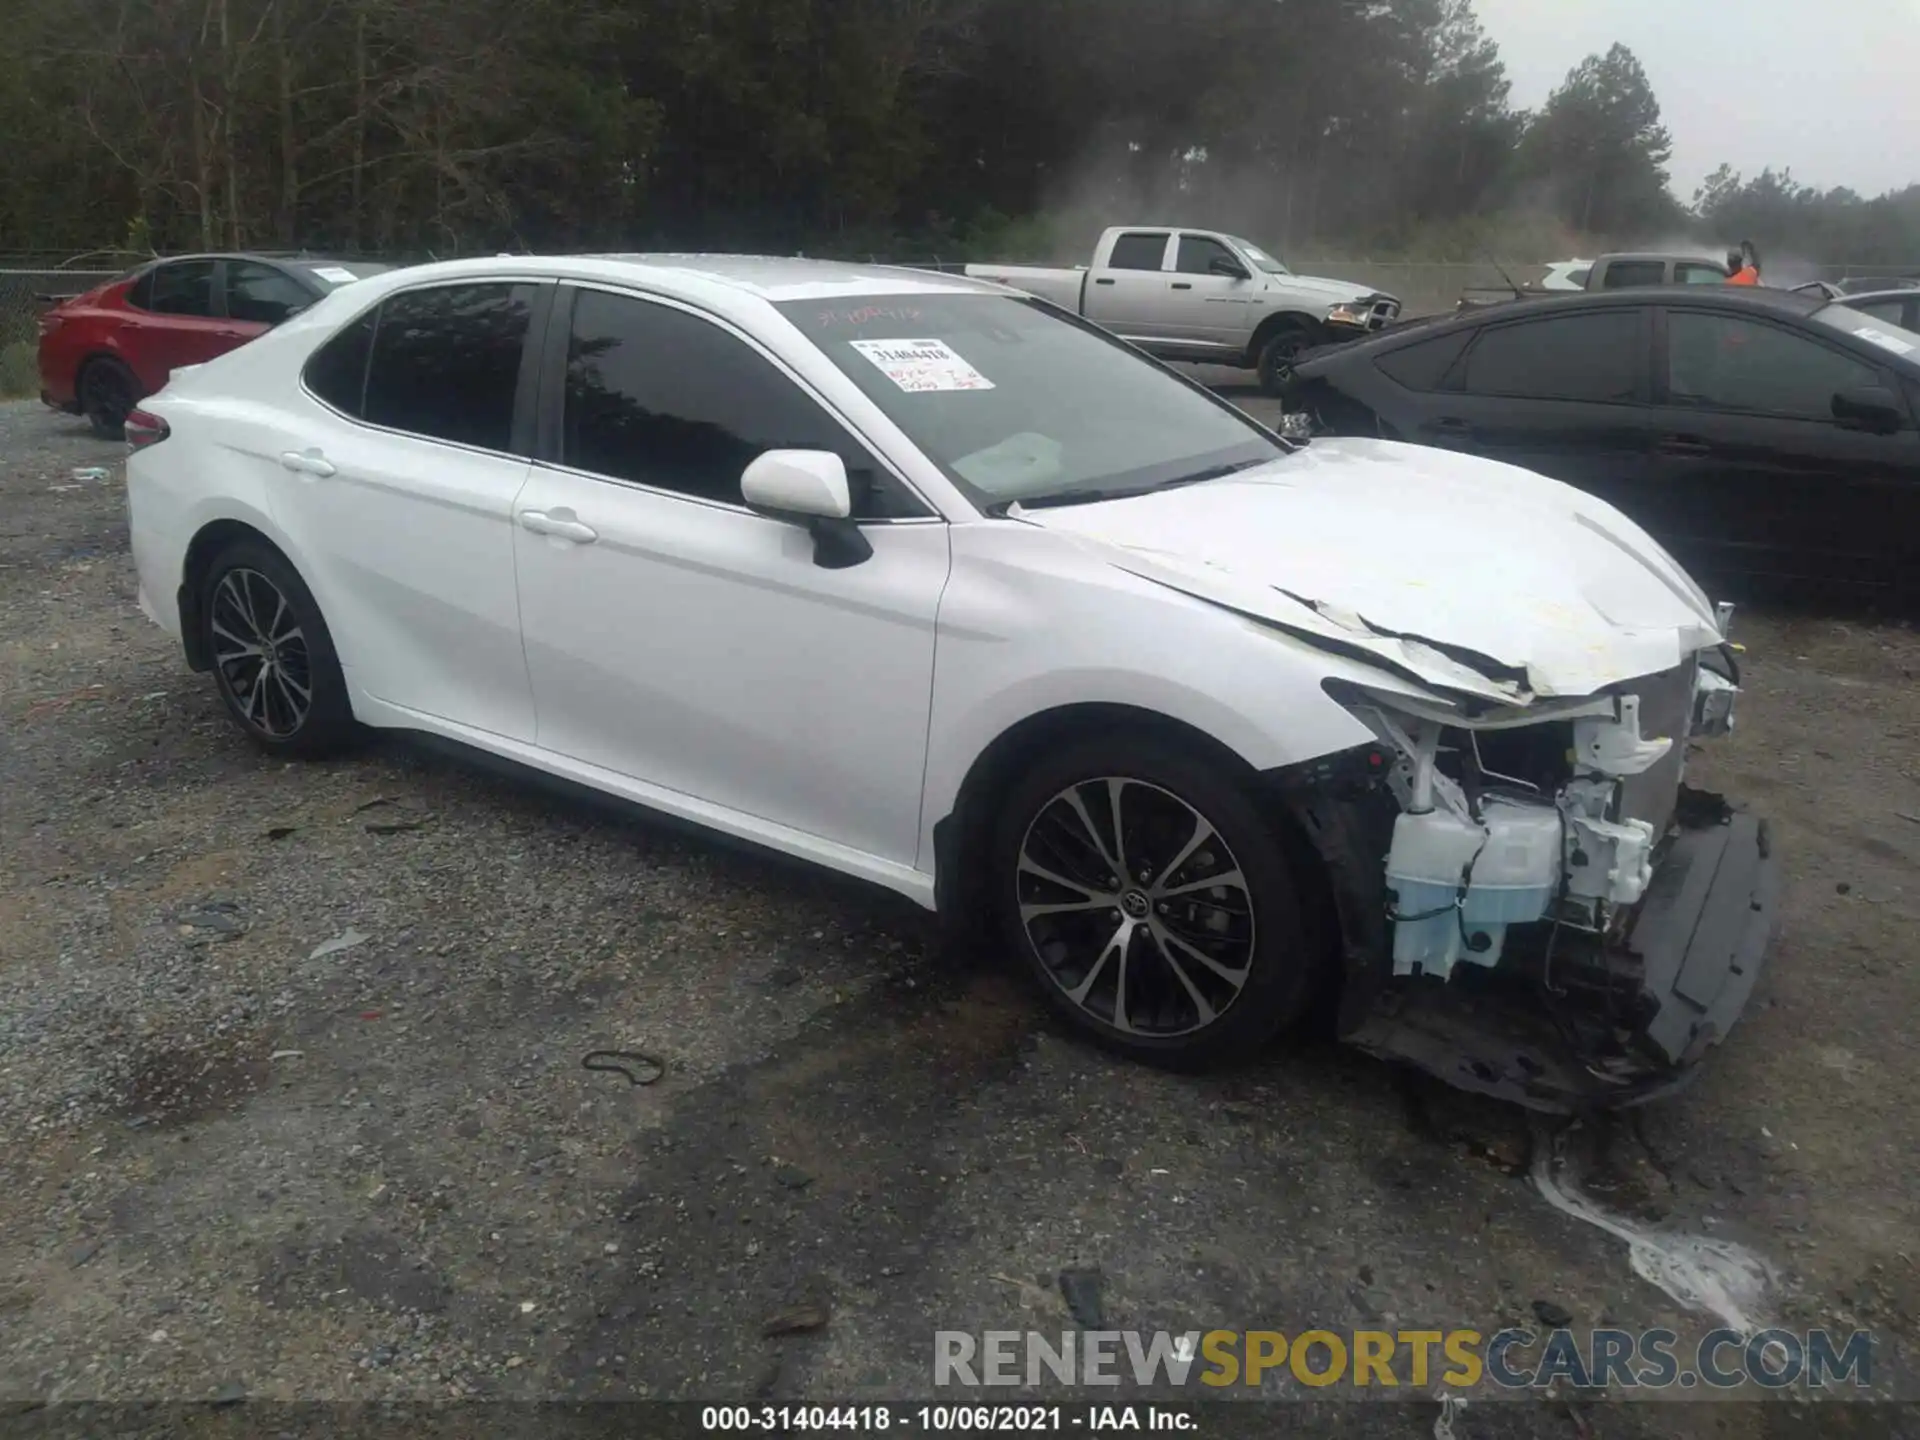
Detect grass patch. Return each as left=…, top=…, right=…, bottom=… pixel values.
left=0, top=340, right=38, bottom=399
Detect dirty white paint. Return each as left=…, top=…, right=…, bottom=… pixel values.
left=1431, top=1393, right=1466, bottom=1440
left=1531, top=1137, right=1777, bottom=1336
left=1025, top=437, right=1724, bottom=703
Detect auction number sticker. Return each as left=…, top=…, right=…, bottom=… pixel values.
left=849, top=338, right=995, bottom=393
left=1854, top=326, right=1916, bottom=356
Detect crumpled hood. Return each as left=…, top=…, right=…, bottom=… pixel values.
left=1018, top=437, right=1724, bottom=705
left=1271, top=272, right=1389, bottom=304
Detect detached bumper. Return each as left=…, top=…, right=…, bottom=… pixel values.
left=1338, top=808, right=1778, bottom=1113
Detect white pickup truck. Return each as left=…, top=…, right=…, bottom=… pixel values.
left=966, top=226, right=1401, bottom=394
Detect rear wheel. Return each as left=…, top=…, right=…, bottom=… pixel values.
left=988, top=732, right=1319, bottom=1067
left=79, top=359, right=139, bottom=439
left=1255, top=321, right=1320, bottom=396
left=198, top=537, right=358, bottom=758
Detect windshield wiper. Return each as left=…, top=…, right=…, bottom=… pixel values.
left=1153, top=458, right=1269, bottom=489
left=983, top=488, right=1135, bottom=516
left=984, top=460, right=1268, bottom=517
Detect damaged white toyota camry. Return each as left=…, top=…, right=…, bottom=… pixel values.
left=123, top=255, right=1774, bottom=1110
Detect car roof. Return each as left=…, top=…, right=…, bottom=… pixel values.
left=133, top=251, right=389, bottom=271
left=324, top=252, right=1006, bottom=304
left=574, top=253, right=997, bottom=300
left=1295, top=285, right=1832, bottom=371
left=1595, top=251, right=1727, bottom=266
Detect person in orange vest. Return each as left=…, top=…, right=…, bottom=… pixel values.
left=1727, top=241, right=1761, bottom=286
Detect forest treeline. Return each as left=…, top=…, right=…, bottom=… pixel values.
left=1, top=0, right=1915, bottom=264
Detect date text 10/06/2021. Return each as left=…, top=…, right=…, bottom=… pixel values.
left=701, top=1407, right=1195, bottom=1432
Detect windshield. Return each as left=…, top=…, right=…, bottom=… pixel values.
left=289, top=260, right=394, bottom=289
left=1815, top=302, right=1920, bottom=362
left=1230, top=238, right=1290, bottom=276
left=778, top=293, right=1283, bottom=508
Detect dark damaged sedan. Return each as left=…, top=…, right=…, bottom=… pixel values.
left=1282, top=285, right=1920, bottom=604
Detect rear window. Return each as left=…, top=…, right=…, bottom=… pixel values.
left=1601, top=261, right=1666, bottom=290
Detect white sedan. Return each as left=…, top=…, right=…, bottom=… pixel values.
left=123, top=255, right=1775, bottom=1110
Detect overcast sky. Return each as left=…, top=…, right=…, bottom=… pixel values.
left=1468, top=0, right=1920, bottom=200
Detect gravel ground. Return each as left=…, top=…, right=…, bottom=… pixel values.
left=3, top=396, right=1919, bottom=1438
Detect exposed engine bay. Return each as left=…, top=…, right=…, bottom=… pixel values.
left=1272, top=618, right=1773, bottom=1113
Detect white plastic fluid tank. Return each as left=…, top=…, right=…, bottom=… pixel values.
left=1385, top=809, right=1482, bottom=978
left=1460, top=799, right=1561, bottom=926
left=1386, top=801, right=1561, bottom=979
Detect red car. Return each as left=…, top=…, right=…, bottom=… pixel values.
left=39, top=252, right=393, bottom=436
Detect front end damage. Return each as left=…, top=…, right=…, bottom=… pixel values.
left=1269, top=625, right=1775, bottom=1113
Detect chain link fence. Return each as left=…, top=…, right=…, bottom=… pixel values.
left=0, top=253, right=148, bottom=397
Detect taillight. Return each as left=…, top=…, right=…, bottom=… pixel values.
left=124, top=409, right=170, bottom=450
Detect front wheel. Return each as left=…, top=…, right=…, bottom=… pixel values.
left=198, top=537, right=358, bottom=758
left=1255, top=322, right=1321, bottom=396
left=988, top=733, right=1320, bottom=1068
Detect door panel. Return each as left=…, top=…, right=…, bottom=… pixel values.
left=267, top=280, right=545, bottom=739
left=1417, top=308, right=1655, bottom=512
left=1165, top=233, right=1259, bottom=350
left=1083, top=231, right=1175, bottom=342
left=272, top=420, right=538, bottom=735
left=1647, top=308, right=1920, bottom=591
left=513, top=285, right=947, bottom=865
left=119, top=260, right=237, bottom=391
left=513, top=472, right=947, bottom=863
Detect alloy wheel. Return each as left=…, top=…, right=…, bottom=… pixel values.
left=210, top=568, right=312, bottom=737
left=1015, top=776, right=1256, bottom=1038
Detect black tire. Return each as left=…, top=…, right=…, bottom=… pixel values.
left=987, top=731, right=1320, bottom=1068
left=79, top=358, right=139, bottom=439
left=198, top=537, right=358, bottom=758
left=1255, top=321, right=1320, bottom=397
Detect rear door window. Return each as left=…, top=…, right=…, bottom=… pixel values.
left=304, top=310, right=377, bottom=417
left=1373, top=329, right=1473, bottom=391
left=1677, top=262, right=1729, bottom=285
left=1458, top=310, right=1645, bottom=402
left=143, top=260, right=217, bottom=317
left=1106, top=232, right=1170, bottom=271
left=360, top=283, right=536, bottom=452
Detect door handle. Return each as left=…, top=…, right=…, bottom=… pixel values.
left=1093, top=277, right=1116, bottom=286
left=518, top=509, right=599, bottom=544
left=1429, top=417, right=1475, bottom=443
left=278, top=449, right=336, bottom=478
left=1171, top=282, right=1193, bottom=290
left=1657, top=435, right=1711, bottom=457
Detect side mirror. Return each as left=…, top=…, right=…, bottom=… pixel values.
left=741, top=449, right=873, bottom=569
left=1832, top=385, right=1905, bottom=435
left=1209, top=257, right=1250, bottom=280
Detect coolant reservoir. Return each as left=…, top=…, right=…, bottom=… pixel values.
left=1386, top=801, right=1561, bottom=980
